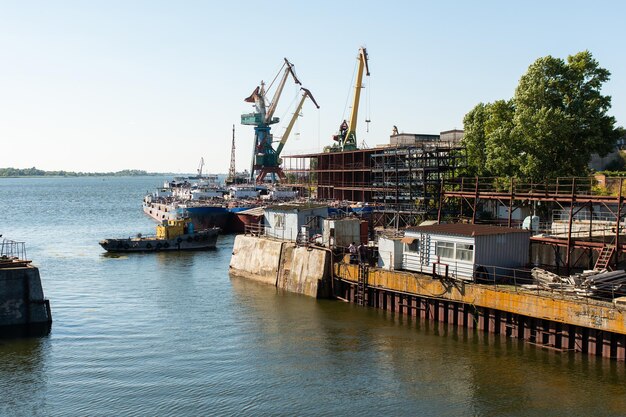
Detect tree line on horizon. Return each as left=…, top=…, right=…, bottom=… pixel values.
left=0, top=167, right=169, bottom=177
left=461, top=50, right=625, bottom=180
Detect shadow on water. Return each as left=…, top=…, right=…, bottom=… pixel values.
left=0, top=336, right=50, bottom=415
left=0, top=323, right=52, bottom=339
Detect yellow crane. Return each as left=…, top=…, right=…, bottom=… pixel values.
left=332, top=47, right=370, bottom=151
left=275, top=88, right=320, bottom=157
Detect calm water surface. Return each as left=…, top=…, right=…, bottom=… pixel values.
left=1, top=177, right=626, bottom=416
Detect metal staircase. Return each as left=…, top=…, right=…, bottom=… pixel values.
left=595, top=245, right=615, bottom=271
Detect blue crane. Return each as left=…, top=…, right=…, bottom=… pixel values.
left=241, top=58, right=317, bottom=183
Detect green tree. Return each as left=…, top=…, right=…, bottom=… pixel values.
left=462, top=103, right=489, bottom=176
left=462, top=51, right=621, bottom=180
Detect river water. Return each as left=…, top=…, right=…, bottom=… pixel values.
left=1, top=176, right=626, bottom=416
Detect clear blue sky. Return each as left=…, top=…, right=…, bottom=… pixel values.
left=1, top=0, right=624, bottom=173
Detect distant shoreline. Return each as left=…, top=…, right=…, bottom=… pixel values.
left=0, top=168, right=181, bottom=178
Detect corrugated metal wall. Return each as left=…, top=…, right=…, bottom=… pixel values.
left=475, top=232, right=530, bottom=268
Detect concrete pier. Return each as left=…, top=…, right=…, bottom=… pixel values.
left=0, top=265, right=52, bottom=336
left=229, top=235, right=332, bottom=298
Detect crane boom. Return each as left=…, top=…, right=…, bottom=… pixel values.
left=197, top=157, right=204, bottom=178
left=347, top=47, right=369, bottom=136
left=275, top=88, right=320, bottom=156
left=265, top=58, right=301, bottom=124
left=331, top=47, right=371, bottom=152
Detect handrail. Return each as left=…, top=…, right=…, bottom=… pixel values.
left=0, top=239, right=30, bottom=267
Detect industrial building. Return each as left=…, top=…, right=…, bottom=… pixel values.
left=282, top=131, right=465, bottom=228
left=397, top=223, right=530, bottom=280
left=439, top=176, right=626, bottom=273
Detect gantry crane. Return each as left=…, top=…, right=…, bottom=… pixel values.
left=242, top=58, right=317, bottom=183
left=332, top=47, right=370, bottom=151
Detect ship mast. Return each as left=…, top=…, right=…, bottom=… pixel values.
left=227, top=124, right=236, bottom=183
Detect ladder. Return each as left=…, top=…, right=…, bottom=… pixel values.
left=595, top=245, right=615, bottom=271
left=419, top=233, right=430, bottom=266
left=356, top=263, right=369, bottom=306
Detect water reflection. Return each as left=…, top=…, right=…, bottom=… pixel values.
left=230, top=275, right=626, bottom=415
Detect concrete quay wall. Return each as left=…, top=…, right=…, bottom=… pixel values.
left=0, top=266, right=52, bottom=334
left=229, top=235, right=284, bottom=286
left=229, top=235, right=331, bottom=298
left=335, top=263, right=626, bottom=360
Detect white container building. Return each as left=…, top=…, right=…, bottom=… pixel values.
left=377, top=236, right=404, bottom=270
left=401, top=223, right=531, bottom=280
left=264, top=204, right=328, bottom=242
left=322, top=217, right=361, bottom=248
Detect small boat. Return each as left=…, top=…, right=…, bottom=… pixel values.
left=99, top=218, right=219, bottom=252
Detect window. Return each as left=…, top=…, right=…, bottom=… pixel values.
left=402, top=237, right=419, bottom=253
left=305, top=215, right=319, bottom=230
left=456, top=243, right=474, bottom=261
left=435, top=241, right=454, bottom=259
left=274, top=213, right=285, bottom=230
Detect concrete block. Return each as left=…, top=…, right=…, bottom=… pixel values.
left=0, top=266, right=51, bottom=329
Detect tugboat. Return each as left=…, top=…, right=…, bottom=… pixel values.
left=99, top=218, right=219, bottom=252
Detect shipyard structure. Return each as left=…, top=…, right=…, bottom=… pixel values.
left=230, top=166, right=626, bottom=361
left=223, top=46, right=626, bottom=361
left=282, top=129, right=465, bottom=228
left=231, top=206, right=626, bottom=361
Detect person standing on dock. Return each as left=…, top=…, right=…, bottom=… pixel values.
left=358, top=242, right=367, bottom=265
left=348, top=242, right=357, bottom=264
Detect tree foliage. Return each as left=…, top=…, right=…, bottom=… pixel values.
left=462, top=51, right=621, bottom=180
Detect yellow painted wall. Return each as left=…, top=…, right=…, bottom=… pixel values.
left=335, top=263, right=626, bottom=335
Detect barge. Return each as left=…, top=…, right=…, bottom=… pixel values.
left=100, top=218, right=218, bottom=252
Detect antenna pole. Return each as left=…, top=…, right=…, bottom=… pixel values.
left=228, top=124, right=236, bottom=183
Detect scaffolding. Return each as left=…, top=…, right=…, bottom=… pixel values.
left=282, top=141, right=465, bottom=228
left=439, top=176, right=626, bottom=273
left=370, top=143, right=464, bottom=228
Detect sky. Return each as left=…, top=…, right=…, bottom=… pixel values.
left=1, top=0, right=625, bottom=174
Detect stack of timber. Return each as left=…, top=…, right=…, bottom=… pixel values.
left=529, top=268, right=580, bottom=294
left=529, top=267, right=626, bottom=299
left=582, top=270, right=626, bottom=298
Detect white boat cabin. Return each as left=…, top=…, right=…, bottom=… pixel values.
left=229, top=186, right=259, bottom=199
left=401, top=223, right=531, bottom=280
left=190, top=188, right=225, bottom=200
left=265, top=187, right=298, bottom=200
left=152, top=188, right=173, bottom=198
